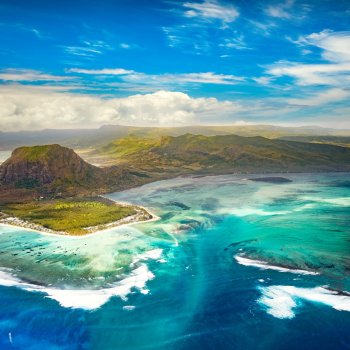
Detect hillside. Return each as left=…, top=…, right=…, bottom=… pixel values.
left=2, top=124, right=350, bottom=151
left=2, top=135, right=350, bottom=203
left=0, top=144, right=149, bottom=202
left=96, top=134, right=350, bottom=175
left=278, top=136, right=350, bottom=148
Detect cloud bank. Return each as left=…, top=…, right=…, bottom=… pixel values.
left=0, top=89, right=239, bottom=131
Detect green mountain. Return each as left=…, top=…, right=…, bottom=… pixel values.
left=2, top=134, right=350, bottom=203
left=97, top=134, right=350, bottom=176
left=0, top=144, right=148, bottom=202
left=278, top=135, right=350, bottom=148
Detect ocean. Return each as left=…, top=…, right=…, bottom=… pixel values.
left=0, top=173, right=349, bottom=349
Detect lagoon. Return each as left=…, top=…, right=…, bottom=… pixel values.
left=0, top=173, right=349, bottom=349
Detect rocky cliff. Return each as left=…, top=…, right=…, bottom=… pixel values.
left=0, top=144, right=146, bottom=201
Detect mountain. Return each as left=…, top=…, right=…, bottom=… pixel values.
left=97, top=134, right=350, bottom=175
left=0, top=144, right=149, bottom=202
left=278, top=135, right=350, bottom=148
left=2, top=124, right=350, bottom=151
left=2, top=134, right=350, bottom=203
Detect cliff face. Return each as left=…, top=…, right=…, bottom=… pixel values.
left=0, top=145, right=98, bottom=185
left=0, top=144, right=146, bottom=200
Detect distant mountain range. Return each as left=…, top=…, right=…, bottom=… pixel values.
left=1, top=133, right=349, bottom=202
left=96, top=133, right=350, bottom=176
left=1, top=124, right=350, bottom=151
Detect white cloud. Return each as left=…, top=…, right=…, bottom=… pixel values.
left=266, top=61, right=350, bottom=85
left=2, top=85, right=350, bottom=130
left=152, top=72, right=244, bottom=85
left=60, top=40, right=113, bottom=58
left=253, top=76, right=273, bottom=85
left=68, top=68, right=135, bottom=75
left=183, top=0, right=239, bottom=23
left=264, top=0, right=310, bottom=20
left=295, top=30, right=350, bottom=62
left=265, top=0, right=294, bottom=19
left=0, top=88, right=241, bottom=131
left=262, top=31, right=350, bottom=87
left=247, top=19, right=279, bottom=38
left=66, top=68, right=244, bottom=86
left=0, top=69, right=69, bottom=82
left=163, top=1, right=241, bottom=53
left=62, top=46, right=103, bottom=57
left=219, top=35, right=249, bottom=50
left=120, top=43, right=131, bottom=49
left=287, top=88, right=350, bottom=106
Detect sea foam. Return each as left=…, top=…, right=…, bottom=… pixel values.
left=0, top=249, right=163, bottom=310
left=226, top=203, right=315, bottom=217
left=235, top=255, right=318, bottom=275
left=258, top=285, right=350, bottom=319
left=229, top=208, right=290, bottom=217
left=301, top=196, right=350, bottom=207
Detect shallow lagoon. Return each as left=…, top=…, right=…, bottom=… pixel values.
left=0, top=173, right=349, bottom=349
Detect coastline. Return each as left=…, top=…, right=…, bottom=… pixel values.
left=2, top=170, right=347, bottom=239
left=0, top=200, right=160, bottom=238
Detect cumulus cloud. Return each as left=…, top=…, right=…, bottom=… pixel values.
left=0, top=88, right=241, bottom=131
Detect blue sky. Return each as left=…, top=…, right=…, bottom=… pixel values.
left=1, top=0, right=350, bottom=130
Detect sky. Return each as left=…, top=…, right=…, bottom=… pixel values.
left=0, top=0, right=350, bottom=131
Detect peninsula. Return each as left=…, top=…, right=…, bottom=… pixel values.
left=0, top=144, right=153, bottom=235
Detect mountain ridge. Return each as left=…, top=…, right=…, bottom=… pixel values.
left=96, top=133, right=350, bottom=175
left=2, top=124, right=350, bottom=151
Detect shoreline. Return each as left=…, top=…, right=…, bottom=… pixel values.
left=0, top=200, right=160, bottom=239
left=0, top=170, right=347, bottom=239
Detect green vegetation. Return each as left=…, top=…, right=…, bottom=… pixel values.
left=12, top=145, right=57, bottom=161
left=0, top=144, right=151, bottom=200
left=1, top=134, right=350, bottom=237
left=278, top=135, right=350, bottom=148
left=97, top=133, right=350, bottom=175
left=0, top=197, right=136, bottom=235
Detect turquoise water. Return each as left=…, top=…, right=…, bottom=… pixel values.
left=0, top=173, right=349, bottom=349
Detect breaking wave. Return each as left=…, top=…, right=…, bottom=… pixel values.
left=0, top=249, right=163, bottom=310
left=235, top=255, right=318, bottom=275
left=258, top=285, right=350, bottom=319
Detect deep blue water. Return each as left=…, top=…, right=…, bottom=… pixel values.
left=0, top=173, right=349, bottom=349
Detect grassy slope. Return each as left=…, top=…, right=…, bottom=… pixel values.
left=278, top=136, right=350, bottom=148
left=0, top=197, right=136, bottom=235
left=96, top=133, right=350, bottom=174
